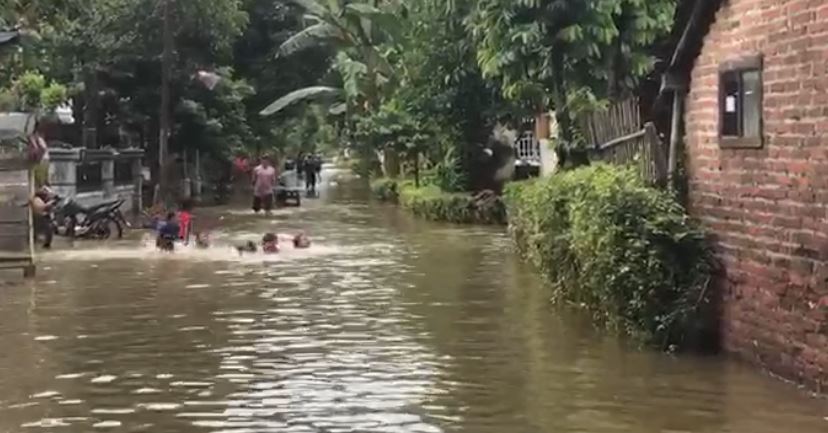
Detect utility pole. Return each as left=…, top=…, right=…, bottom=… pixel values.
left=157, top=0, right=173, bottom=205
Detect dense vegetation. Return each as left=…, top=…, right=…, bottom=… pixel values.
left=505, top=165, right=714, bottom=348
left=372, top=177, right=506, bottom=225
left=1, top=0, right=679, bottom=189
left=3, top=0, right=716, bottom=350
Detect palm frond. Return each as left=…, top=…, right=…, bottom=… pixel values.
left=260, top=86, right=343, bottom=116
left=344, top=3, right=401, bottom=42
left=277, top=23, right=341, bottom=58
left=329, top=102, right=347, bottom=115
left=284, top=0, right=328, bottom=18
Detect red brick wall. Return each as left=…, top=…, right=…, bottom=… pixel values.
left=685, top=0, right=828, bottom=389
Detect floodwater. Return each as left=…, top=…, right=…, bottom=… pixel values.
left=0, top=168, right=826, bottom=433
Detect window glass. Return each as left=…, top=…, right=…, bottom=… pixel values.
left=742, top=70, right=761, bottom=138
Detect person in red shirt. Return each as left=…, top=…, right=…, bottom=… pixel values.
left=178, top=199, right=194, bottom=245
left=233, top=154, right=249, bottom=175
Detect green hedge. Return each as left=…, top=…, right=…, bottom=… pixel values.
left=400, top=185, right=506, bottom=225
left=371, top=177, right=507, bottom=225
left=505, top=164, right=714, bottom=349
left=371, top=177, right=401, bottom=203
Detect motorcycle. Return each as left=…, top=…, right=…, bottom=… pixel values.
left=49, top=195, right=127, bottom=240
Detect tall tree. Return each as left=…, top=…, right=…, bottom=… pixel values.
left=258, top=0, right=401, bottom=114
left=390, top=0, right=510, bottom=190
left=467, top=0, right=676, bottom=157
left=259, top=0, right=403, bottom=175
left=233, top=0, right=332, bottom=156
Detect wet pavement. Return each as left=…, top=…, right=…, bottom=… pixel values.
left=0, top=168, right=826, bottom=432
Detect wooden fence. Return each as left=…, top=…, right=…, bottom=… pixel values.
left=0, top=154, right=35, bottom=278
left=579, top=98, right=668, bottom=185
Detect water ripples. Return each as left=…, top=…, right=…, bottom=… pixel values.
left=0, top=189, right=826, bottom=432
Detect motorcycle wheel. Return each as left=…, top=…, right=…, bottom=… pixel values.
left=94, top=218, right=123, bottom=240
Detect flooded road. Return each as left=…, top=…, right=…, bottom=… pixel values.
left=0, top=168, right=826, bottom=432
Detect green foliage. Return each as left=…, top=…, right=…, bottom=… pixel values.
left=0, top=71, right=68, bottom=112
left=401, top=185, right=506, bottom=225
left=467, top=0, right=677, bottom=152
left=354, top=99, right=430, bottom=155
left=370, top=177, right=400, bottom=203
left=468, top=0, right=676, bottom=102
left=13, top=71, right=46, bottom=110
left=504, top=164, right=713, bottom=348
left=275, top=104, right=338, bottom=157
left=173, top=70, right=254, bottom=158
left=40, top=82, right=68, bottom=111
left=423, top=147, right=467, bottom=193
left=261, top=0, right=401, bottom=117
left=386, top=0, right=509, bottom=190
left=233, top=0, right=332, bottom=156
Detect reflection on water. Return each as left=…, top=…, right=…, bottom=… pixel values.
left=0, top=169, right=826, bottom=432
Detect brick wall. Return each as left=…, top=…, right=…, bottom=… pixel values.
left=685, top=0, right=828, bottom=389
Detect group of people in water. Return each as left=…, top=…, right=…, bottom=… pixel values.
left=152, top=199, right=311, bottom=255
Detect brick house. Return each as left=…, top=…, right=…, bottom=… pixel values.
left=660, top=0, right=828, bottom=390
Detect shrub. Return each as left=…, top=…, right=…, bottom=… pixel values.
left=371, top=177, right=401, bottom=203
left=423, top=147, right=468, bottom=192
left=400, top=185, right=506, bottom=225
left=505, top=164, right=713, bottom=349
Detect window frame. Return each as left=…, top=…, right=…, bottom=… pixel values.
left=718, top=54, right=764, bottom=149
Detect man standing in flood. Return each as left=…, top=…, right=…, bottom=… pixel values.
left=303, top=154, right=320, bottom=196
left=251, top=155, right=277, bottom=215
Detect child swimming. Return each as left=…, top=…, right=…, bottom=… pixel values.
left=293, top=232, right=311, bottom=249
left=156, top=212, right=180, bottom=251
left=195, top=232, right=210, bottom=249
left=236, top=241, right=258, bottom=255
left=262, top=233, right=279, bottom=254
left=235, top=232, right=312, bottom=256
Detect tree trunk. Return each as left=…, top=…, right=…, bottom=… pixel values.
left=550, top=52, right=588, bottom=168
left=413, top=152, right=420, bottom=188
left=550, top=52, right=573, bottom=146
left=83, top=67, right=99, bottom=149
left=382, top=146, right=400, bottom=179
left=157, top=0, right=173, bottom=206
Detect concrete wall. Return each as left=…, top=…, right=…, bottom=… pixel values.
left=685, top=0, right=828, bottom=389
left=49, top=148, right=144, bottom=215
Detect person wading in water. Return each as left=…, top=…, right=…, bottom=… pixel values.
left=303, top=154, right=320, bottom=196
left=251, top=155, right=277, bottom=215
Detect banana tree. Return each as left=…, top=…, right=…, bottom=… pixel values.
left=259, top=0, right=403, bottom=176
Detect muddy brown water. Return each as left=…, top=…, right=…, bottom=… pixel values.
left=0, top=168, right=826, bottom=433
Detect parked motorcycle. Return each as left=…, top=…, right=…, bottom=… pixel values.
left=49, top=196, right=127, bottom=240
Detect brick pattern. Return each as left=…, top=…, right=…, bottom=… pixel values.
left=685, top=0, right=828, bottom=389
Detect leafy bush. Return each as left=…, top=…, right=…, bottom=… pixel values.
left=371, top=177, right=401, bottom=203
left=14, top=72, right=47, bottom=111
left=0, top=72, right=69, bottom=113
left=505, top=164, right=713, bottom=349
left=423, top=147, right=468, bottom=193
left=400, top=185, right=506, bottom=225
left=40, top=83, right=69, bottom=111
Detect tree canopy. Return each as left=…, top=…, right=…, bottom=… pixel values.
left=1, top=0, right=680, bottom=189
